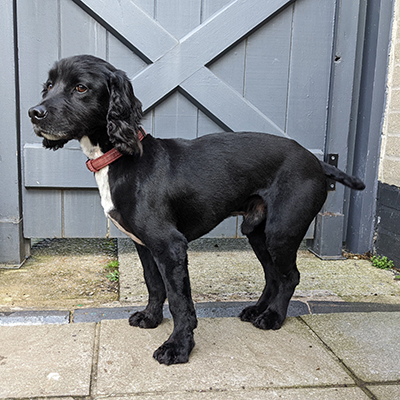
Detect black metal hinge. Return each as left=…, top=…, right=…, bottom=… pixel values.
left=327, top=153, right=338, bottom=191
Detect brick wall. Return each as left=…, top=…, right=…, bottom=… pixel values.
left=376, top=0, right=400, bottom=268
left=381, top=0, right=400, bottom=186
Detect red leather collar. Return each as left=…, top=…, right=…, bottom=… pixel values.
left=86, top=128, right=147, bottom=173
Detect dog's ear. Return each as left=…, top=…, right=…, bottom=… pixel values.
left=42, top=138, right=68, bottom=150
left=107, top=70, right=143, bottom=155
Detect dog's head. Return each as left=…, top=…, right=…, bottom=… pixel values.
left=28, top=54, right=143, bottom=155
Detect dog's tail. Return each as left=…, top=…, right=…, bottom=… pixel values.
left=320, top=161, right=365, bottom=190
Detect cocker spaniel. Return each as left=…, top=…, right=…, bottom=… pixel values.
left=29, top=55, right=365, bottom=365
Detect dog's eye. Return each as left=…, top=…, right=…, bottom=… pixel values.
left=42, top=82, right=53, bottom=96
left=43, top=82, right=53, bottom=91
left=75, top=84, right=87, bottom=93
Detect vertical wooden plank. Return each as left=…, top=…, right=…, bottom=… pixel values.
left=17, top=0, right=63, bottom=239
left=286, top=0, right=335, bottom=150
left=155, top=0, right=202, bottom=39
left=202, top=0, right=246, bottom=189
left=244, top=5, right=293, bottom=132
left=0, top=0, right=27, bottom=263
left=1, top=0, right=20, bottom=222
left=17, top=0, right=59, bottom=146
left=60, top=0, right=107, bottom=58
left=140, top=110, right=154, bottom=134
left=208, top=41, right=246, bottom=96
left=153, top=91, right=198, bottom=139
left=63, top=190, right=107, bottom=237
left=23, top=190, right=62, bottom=238
left=324, top=0, right=363, bottom=214
left=334, top=0, right=384, bottom=254
left=195, top=25, right=241, bottom=243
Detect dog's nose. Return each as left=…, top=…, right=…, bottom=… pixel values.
left=28, top=105, right=48, bottom=121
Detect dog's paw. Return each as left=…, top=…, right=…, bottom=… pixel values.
left=129, top=310, right=163, bottom=329
left=253, top=309, right=284, bottom=331
left=239, top=305, right=262, bottom=323
left=153, top=335, right=195, bottom=365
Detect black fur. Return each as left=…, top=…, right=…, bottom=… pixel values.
left=107, top=69, right=143, bottom=155
left=29, top=55, right=365, bottom=365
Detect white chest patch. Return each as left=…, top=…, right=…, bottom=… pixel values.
left=80, top=136, right=144, bottom=245
left=80, top=136, right=114, bottom=214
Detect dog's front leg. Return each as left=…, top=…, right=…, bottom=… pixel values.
left=150, top=231, right=197, bottom=365
left=129, top=244, right=166, bottom=329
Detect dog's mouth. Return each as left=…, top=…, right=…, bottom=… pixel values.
left=32, top=125, right=70, bottom=141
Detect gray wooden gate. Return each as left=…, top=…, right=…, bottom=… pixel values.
left=3, top=0, right=375, bottom=263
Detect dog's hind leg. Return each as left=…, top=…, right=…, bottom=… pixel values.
left=252, top=243, right=300, bottom=330
left=239, top=222, right=274, bottom=322
left=241, top=224, right=300, bottom=330
left=239, top=196, right=284, bottom=325
left=129, top=244, right=167, bottom=328
left=239, top=180, right=322, bottom=330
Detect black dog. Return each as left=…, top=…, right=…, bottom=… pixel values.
left=29, top=55, right=365, bottom=365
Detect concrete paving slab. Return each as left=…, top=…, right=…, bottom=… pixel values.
left=301, top=312, right=400, bottom=382
left=0, top=310, right=70, bottom=326
left=101, top=387, right=369, bottom=399
left=368, top=385, right=400, bottom=400
left=0, top=323, right=96, bottom=398
left=95, top=317, right=353, bottom=396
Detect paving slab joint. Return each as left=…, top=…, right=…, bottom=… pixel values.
left=89, top=322, right=101, bottom=396
left=297, top=316, right=378, bottom=399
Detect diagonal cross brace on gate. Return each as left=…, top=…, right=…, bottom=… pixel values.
left=76, top=0, right=293, bottom=135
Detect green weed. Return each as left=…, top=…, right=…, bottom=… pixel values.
left=371, top=255, right=395, bottom=270
left=106, top=260, right=119, bottom=282
left=106, top=270, right=119, bottom=282
left=107, top=260, right=119, bottom=269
